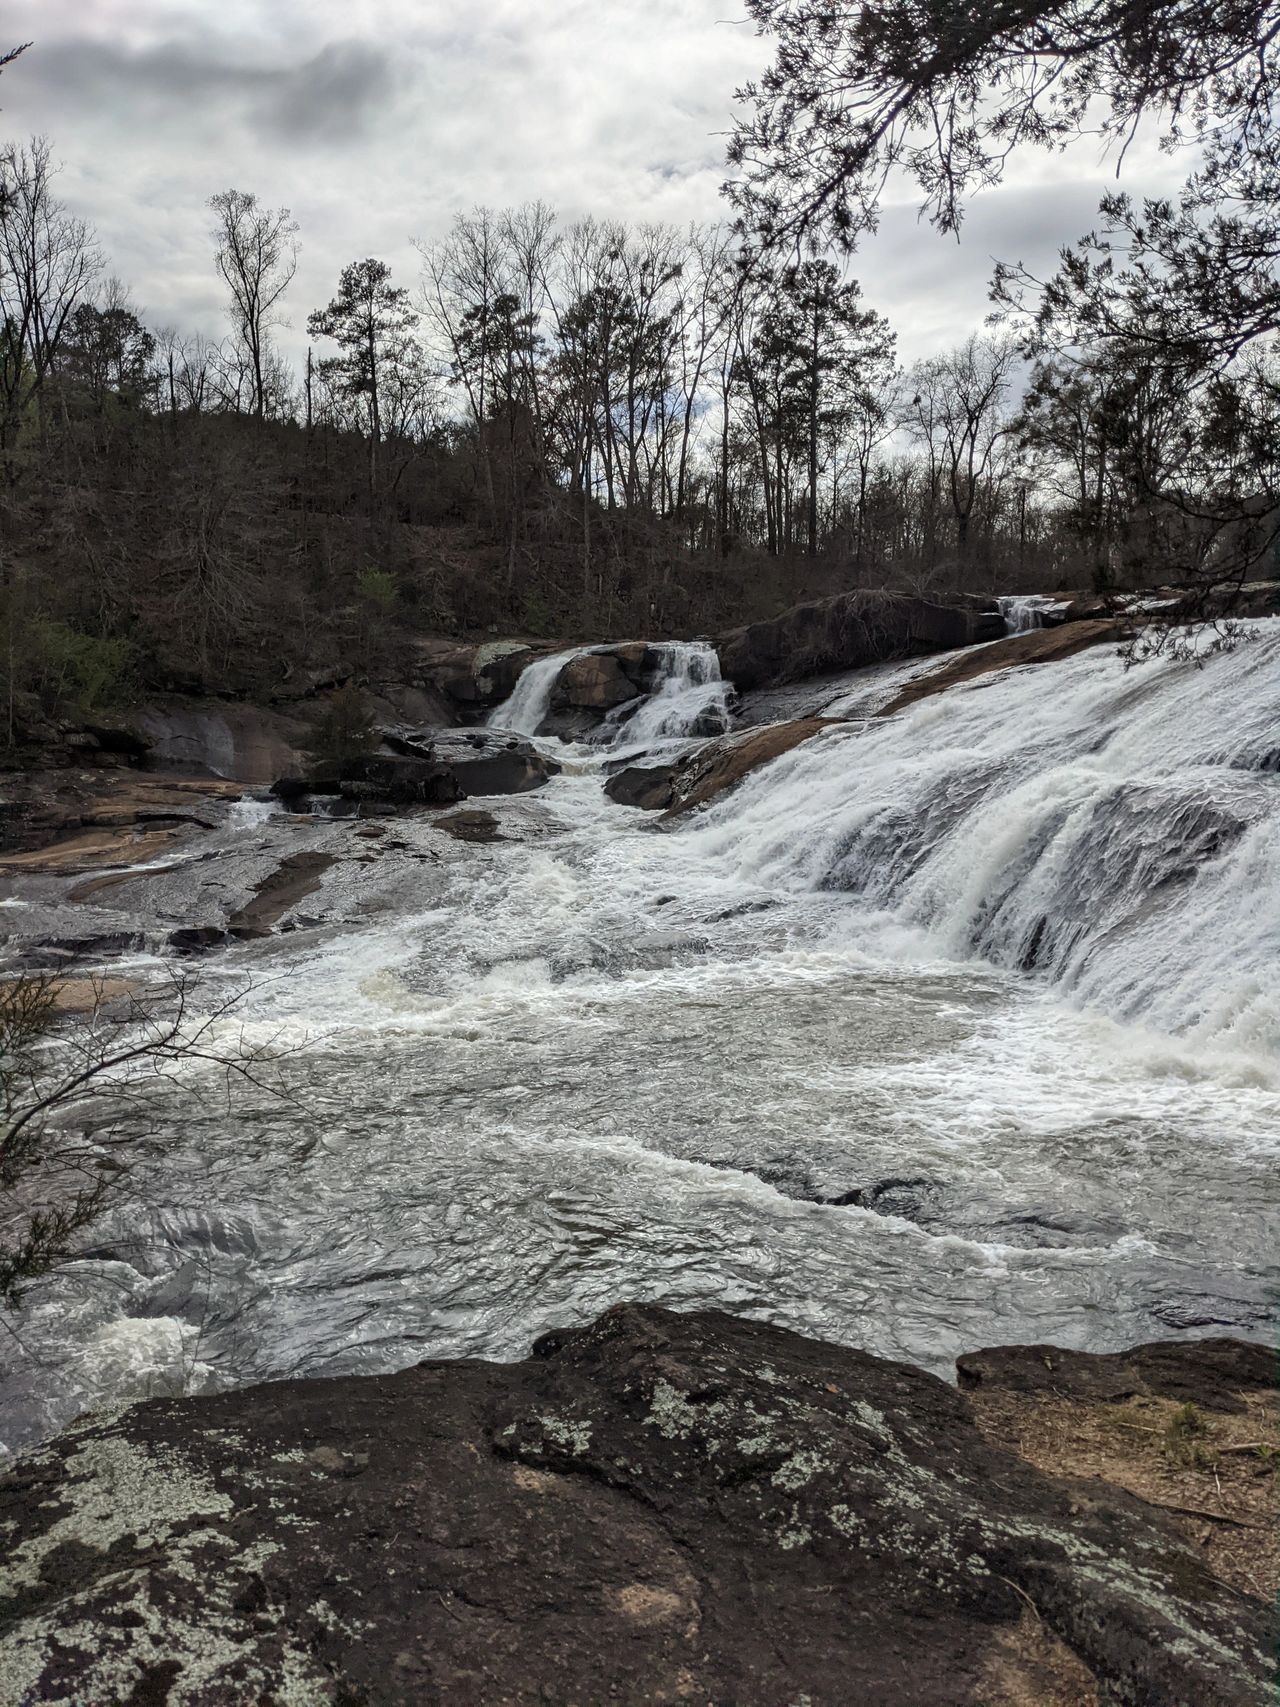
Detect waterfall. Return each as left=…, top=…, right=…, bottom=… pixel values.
left=606, top=642, right=732, bottom=752
left=686, top=620, right=1280, bottom=1052
left=487, top=649, right=586, bottom=737
left=489, top=640, right=732, bottom=749
left=998, top=595, right=1051, bottom=634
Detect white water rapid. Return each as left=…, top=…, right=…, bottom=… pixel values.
left=998, top=594, right=1054, bottom=633
left=2, top=620, right=1277, bottom=1457
left=486, top=649, right=586, bottom=737
left=489, top=640, right=732, bottom=751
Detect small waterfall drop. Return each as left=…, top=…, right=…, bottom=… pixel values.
left=487, top=648, right=585, bottom=737
left=607, top=642, right=732, bottom=752
left=998, top=595, right=1052, bottom=634
left=489, top=640, right=732, bottom=749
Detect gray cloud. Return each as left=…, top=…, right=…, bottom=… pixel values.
left=0, top=1, right=1196, bottom=368
left=17, top=35, right=398, bottom=146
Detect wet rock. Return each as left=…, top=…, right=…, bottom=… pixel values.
left=717, top=589, right=1003, bottom=692
left=824, top=1178, right=945, bottom=1221
left=605, top=721, right=837, bottom=818
left=1149, top=1293, right=1275, bottom=1333
left=437, top=809, right=504, bottom=844
left=295, top=734, right=558, bottom=808
left=0, top=774, right=244, bottom=859
left=268, top=775, right=311, bottom=807
left=661, top=719, right=837, bottom=818
left=1045, top=594, right=1111, bottom=626
left=989, top=1207, right=1123, bottom=1249
left=428, top=730, right=560, bottom=796
left=1234, top=577, right=1280, bottom=617
left=168, top=925, right=229, bottom=954
left=0, top=1305, right=1269, bottom=1707
left=228, top=852, right=336, bottom=939
left=339, top=756, right=463, bottom=807
left=541, top=706, right=614, bottom=743
left=0, top=826, right=181, bottom=875
left=879, top=619, right=1131, bottom=715
left=379, top=727, right=436, bottom=760
left=957, top=1337, right=1276, bottom=1416
left=552, top=651, right=637, bottom=711
left=604, top=762, right=682, bottom=811
left=11, top=930, right=148, bottom=968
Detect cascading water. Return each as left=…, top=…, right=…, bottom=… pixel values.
left=3, top=616, right=1277, bottom=1458
left=997, top=594, right=1053, bottom=634
left=486, top=648, right=586, bottom=737
left=602, top=641, right=732, bottom=753
left=687, top=620, right=1280, bottom=1051
left=489, top=639, right=732, bottom=750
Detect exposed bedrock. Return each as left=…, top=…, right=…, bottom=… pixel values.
left=715, top=589, right=1005, bottom=692
left=276, top=730, right=560, bottom=810
left=0, top=1306, right=1272, bottom=1707
left=604, top=718, right=834, bottom=815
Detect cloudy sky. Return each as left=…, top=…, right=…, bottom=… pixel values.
left=4, top=0, right=1190, bottom=368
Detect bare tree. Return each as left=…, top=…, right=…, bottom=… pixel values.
left=0, top=137, right=101, bottom=478
left=209, top=189, right=299, bottom=421
left=905, top=335, right=1021, bottom=560
left=1, top=971, right=286, bottom=1307
left=419, top=208, right=516, bottom=526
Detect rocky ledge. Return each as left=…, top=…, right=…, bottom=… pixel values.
left=1, top=1306, right=1274, bottom=1706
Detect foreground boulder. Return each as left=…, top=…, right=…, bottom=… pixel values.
left=716, top=589, right=1003, bottom=691
left=0, top=1305, right=1271, bottom=1706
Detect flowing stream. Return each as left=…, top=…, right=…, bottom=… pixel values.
left=997, top=594, right=1054, bottom=634
left=3, top=628, right=1278, bottom=1455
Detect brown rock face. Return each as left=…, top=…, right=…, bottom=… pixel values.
left=606, top=720, right=834, bottom=815
left=879, top=619, right=1129, bottom=715
left=0, top=1307, right=1270, bottom=1707
left=0, top=773, right=247, bottom=859
left=716, top=589, right=1003, bottom=692
left=552, top=651, right=639, bottom=710
left=661, top=718, right=835, bottom=817
left=410, top=640, right=548, bottom=712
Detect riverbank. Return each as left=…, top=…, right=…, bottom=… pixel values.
left=1, top=1304, right=1274, bottom=1706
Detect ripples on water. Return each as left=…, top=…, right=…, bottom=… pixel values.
left=3, top=627, right=1279, bottom=1455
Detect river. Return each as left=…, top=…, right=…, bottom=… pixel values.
left=2, top=624, right=1277, bottom=1456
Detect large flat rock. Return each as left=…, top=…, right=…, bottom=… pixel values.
left=0, top=1306, right=1272, bottom=1706
left=716, top=590, right=1003, bottom=692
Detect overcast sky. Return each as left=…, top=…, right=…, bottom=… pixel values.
left=4, top=0, right=1191, bottom=369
